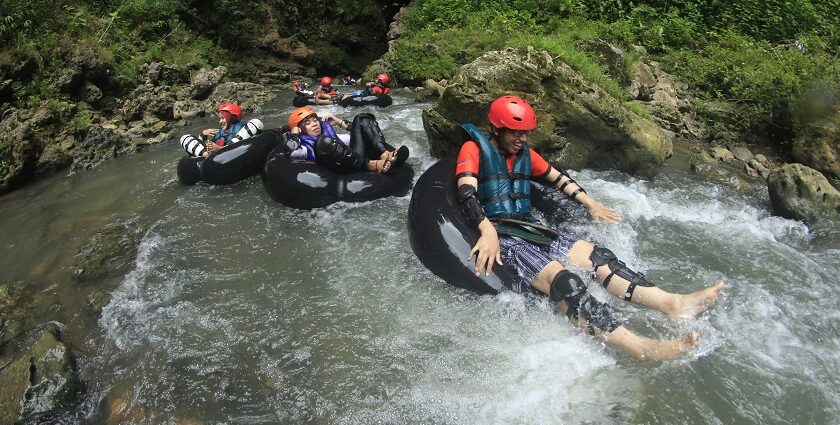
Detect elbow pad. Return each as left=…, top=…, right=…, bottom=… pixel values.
left=457, top=185, right=486, bottom=227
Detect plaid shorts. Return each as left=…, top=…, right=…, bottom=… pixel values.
left=498, top=229, right=580, bottom=289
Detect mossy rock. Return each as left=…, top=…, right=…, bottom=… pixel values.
left=422, top=47, right=672, bottom=177
left=71, top=222, right=140, bottom=283
left=0, top=327, right=82, bottom=424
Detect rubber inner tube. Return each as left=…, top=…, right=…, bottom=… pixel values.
left=338, top=94, right=392, bottom=108
left=177, top=131, right=281, bottom=185
left=408, top=158, right=542, bottom=295
left=261, top=145, right=414, bottom=209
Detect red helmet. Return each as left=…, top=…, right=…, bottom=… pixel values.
left=487, top=95, right=537, bottom=131
left=217, top=103, right=243, bottom=122
left=376, top=73, right=390, bottom=85
left=320, top=76, right=332, bottom=87
left=288, top=106, right=317, bottom=129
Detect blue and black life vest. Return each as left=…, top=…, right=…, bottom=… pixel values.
left=461, top=123, right=536, bottom=222
left=213, top=121, right=245, bottom=146
left=298, top=119, right=340, bottom=162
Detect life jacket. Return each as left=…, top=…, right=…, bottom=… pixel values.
left=319, top=85, right=337, bottom=95
left=461, top=123, right=536, bottom=222
left=213, top=121, right=245, bottom=146
left=372, top=82, right=390, bottom=95
left=298, top=119, right=340, bottom=162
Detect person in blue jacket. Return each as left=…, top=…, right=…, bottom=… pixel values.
left=179, top=103, right=263, bottom=157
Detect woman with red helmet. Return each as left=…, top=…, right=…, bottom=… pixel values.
left=453, top=95, right=725, bottom=361
left=283, top=106, right=408, bottom=174
left=179, top=102, right=264, bottom=157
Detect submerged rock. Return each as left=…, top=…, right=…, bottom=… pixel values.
left=422, top=47, right=672, bottom=176
left=71, top=222, right=140, bottom=283
left=0, top=327, right=82, bottom=424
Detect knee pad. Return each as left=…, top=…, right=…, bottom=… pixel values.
left=549, top=270, right=586, bottom=303
left=180, top=134, right=205, bottom=157
left=315, top=136, right=365, bottom=172
left=590, top=246, right=654, bottom=302
left=229, top=119, right=263, bottom=144
left=550, top=270, right=621, bottom=334
left=354, top=112, right=392, bottom=154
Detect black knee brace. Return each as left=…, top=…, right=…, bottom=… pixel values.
left=589, top=246, right=654, bottom=302
left=354, top=112, right=393, bottom=157
left=315, top=136, right=366, bottom=173
left=549, top=270, right=621, bottom=334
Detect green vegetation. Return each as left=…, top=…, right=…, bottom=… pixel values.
left=389, top=0, right=839, bottom=149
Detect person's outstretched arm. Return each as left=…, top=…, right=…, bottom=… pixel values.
left=541, top=167, right=621, bottom=223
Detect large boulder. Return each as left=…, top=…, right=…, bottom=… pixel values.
left=0, top=327, right=82, bottom=424
left=767, top=163, right=840, bottom=223
left=186, top=66, right=227, bottom=101
left=422, top=47, right=672, bottom=176
left=792, top=118, right=840, bottom=181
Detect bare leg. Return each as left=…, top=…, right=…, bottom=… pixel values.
left=532, top=261, right=698, bottom=361
left=566, top=241, right=725, bottom=318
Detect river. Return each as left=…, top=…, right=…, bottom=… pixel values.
left=0, top=92, right=838, bottom=424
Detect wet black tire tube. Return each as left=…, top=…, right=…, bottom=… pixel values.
left=338, top=94, right=393, bottom=108
left=408, top=158, right=527, bottom=295
left=261, top=145, right=414, bottom=209
left=292, top=95, right=319, bottom=107
left=176, top=131, right=282, bottom=186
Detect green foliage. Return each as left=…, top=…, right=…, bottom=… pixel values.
left=661, top=31, right=839, bottom=145
left=72, top=110, right=94, bottom=133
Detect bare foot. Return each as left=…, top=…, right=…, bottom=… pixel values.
left=636, top=331, right=700, bottom=362
left=605, top=327, right=700, bottom=362
left=667, top=281, right=725, bottom=319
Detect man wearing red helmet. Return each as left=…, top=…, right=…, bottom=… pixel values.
left=455, top=95, right=725, bottom=361
left=313, top=76, right=341, bottom=105
left=179, top=102, right=264, bottom=157
left=343, top=72, right=391, bottom=100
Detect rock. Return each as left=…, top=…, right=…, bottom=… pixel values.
left=173, top=100, right=205, bottom=120
left=689, top=153, right=752, bottom=191
left=387, top=7, right=410, bottom=41
left=580, top=38, right=627, bottom=84
left=36, top=144, right=73, bottom=176
left=80, top=82, right=103, bottom=104
left=208, top=82, right=276, bottom=111
left=792, top=118, right=840, bottom=180
left=71, top=124, right=127, bottom=171
left=709, top=146, right=735, bottom=162
left=422, top=47, right=672, bottom=176
left=188, top=66, right=227, bottom=100
left=748, top=159, right=771, bottom=179
left=0, top=327, right=82, bottom=425
left=755, top=153, right=768, bottom=164
left=767, top=163, right=840, bottom=223
left=0, top=122, right=39, bottom=195
left=121, top=84, right=176, bottom=121
left=141, top=62, right=189, bottom=86
left=72, top=47, right=112, bottom=89
left=731, top=146, right=754, bottom=162
left=0, top=281, right=35, bottom=349
left=55, top=68, right=84, bottom=95
left=71, top=222, right=140, bottom=282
